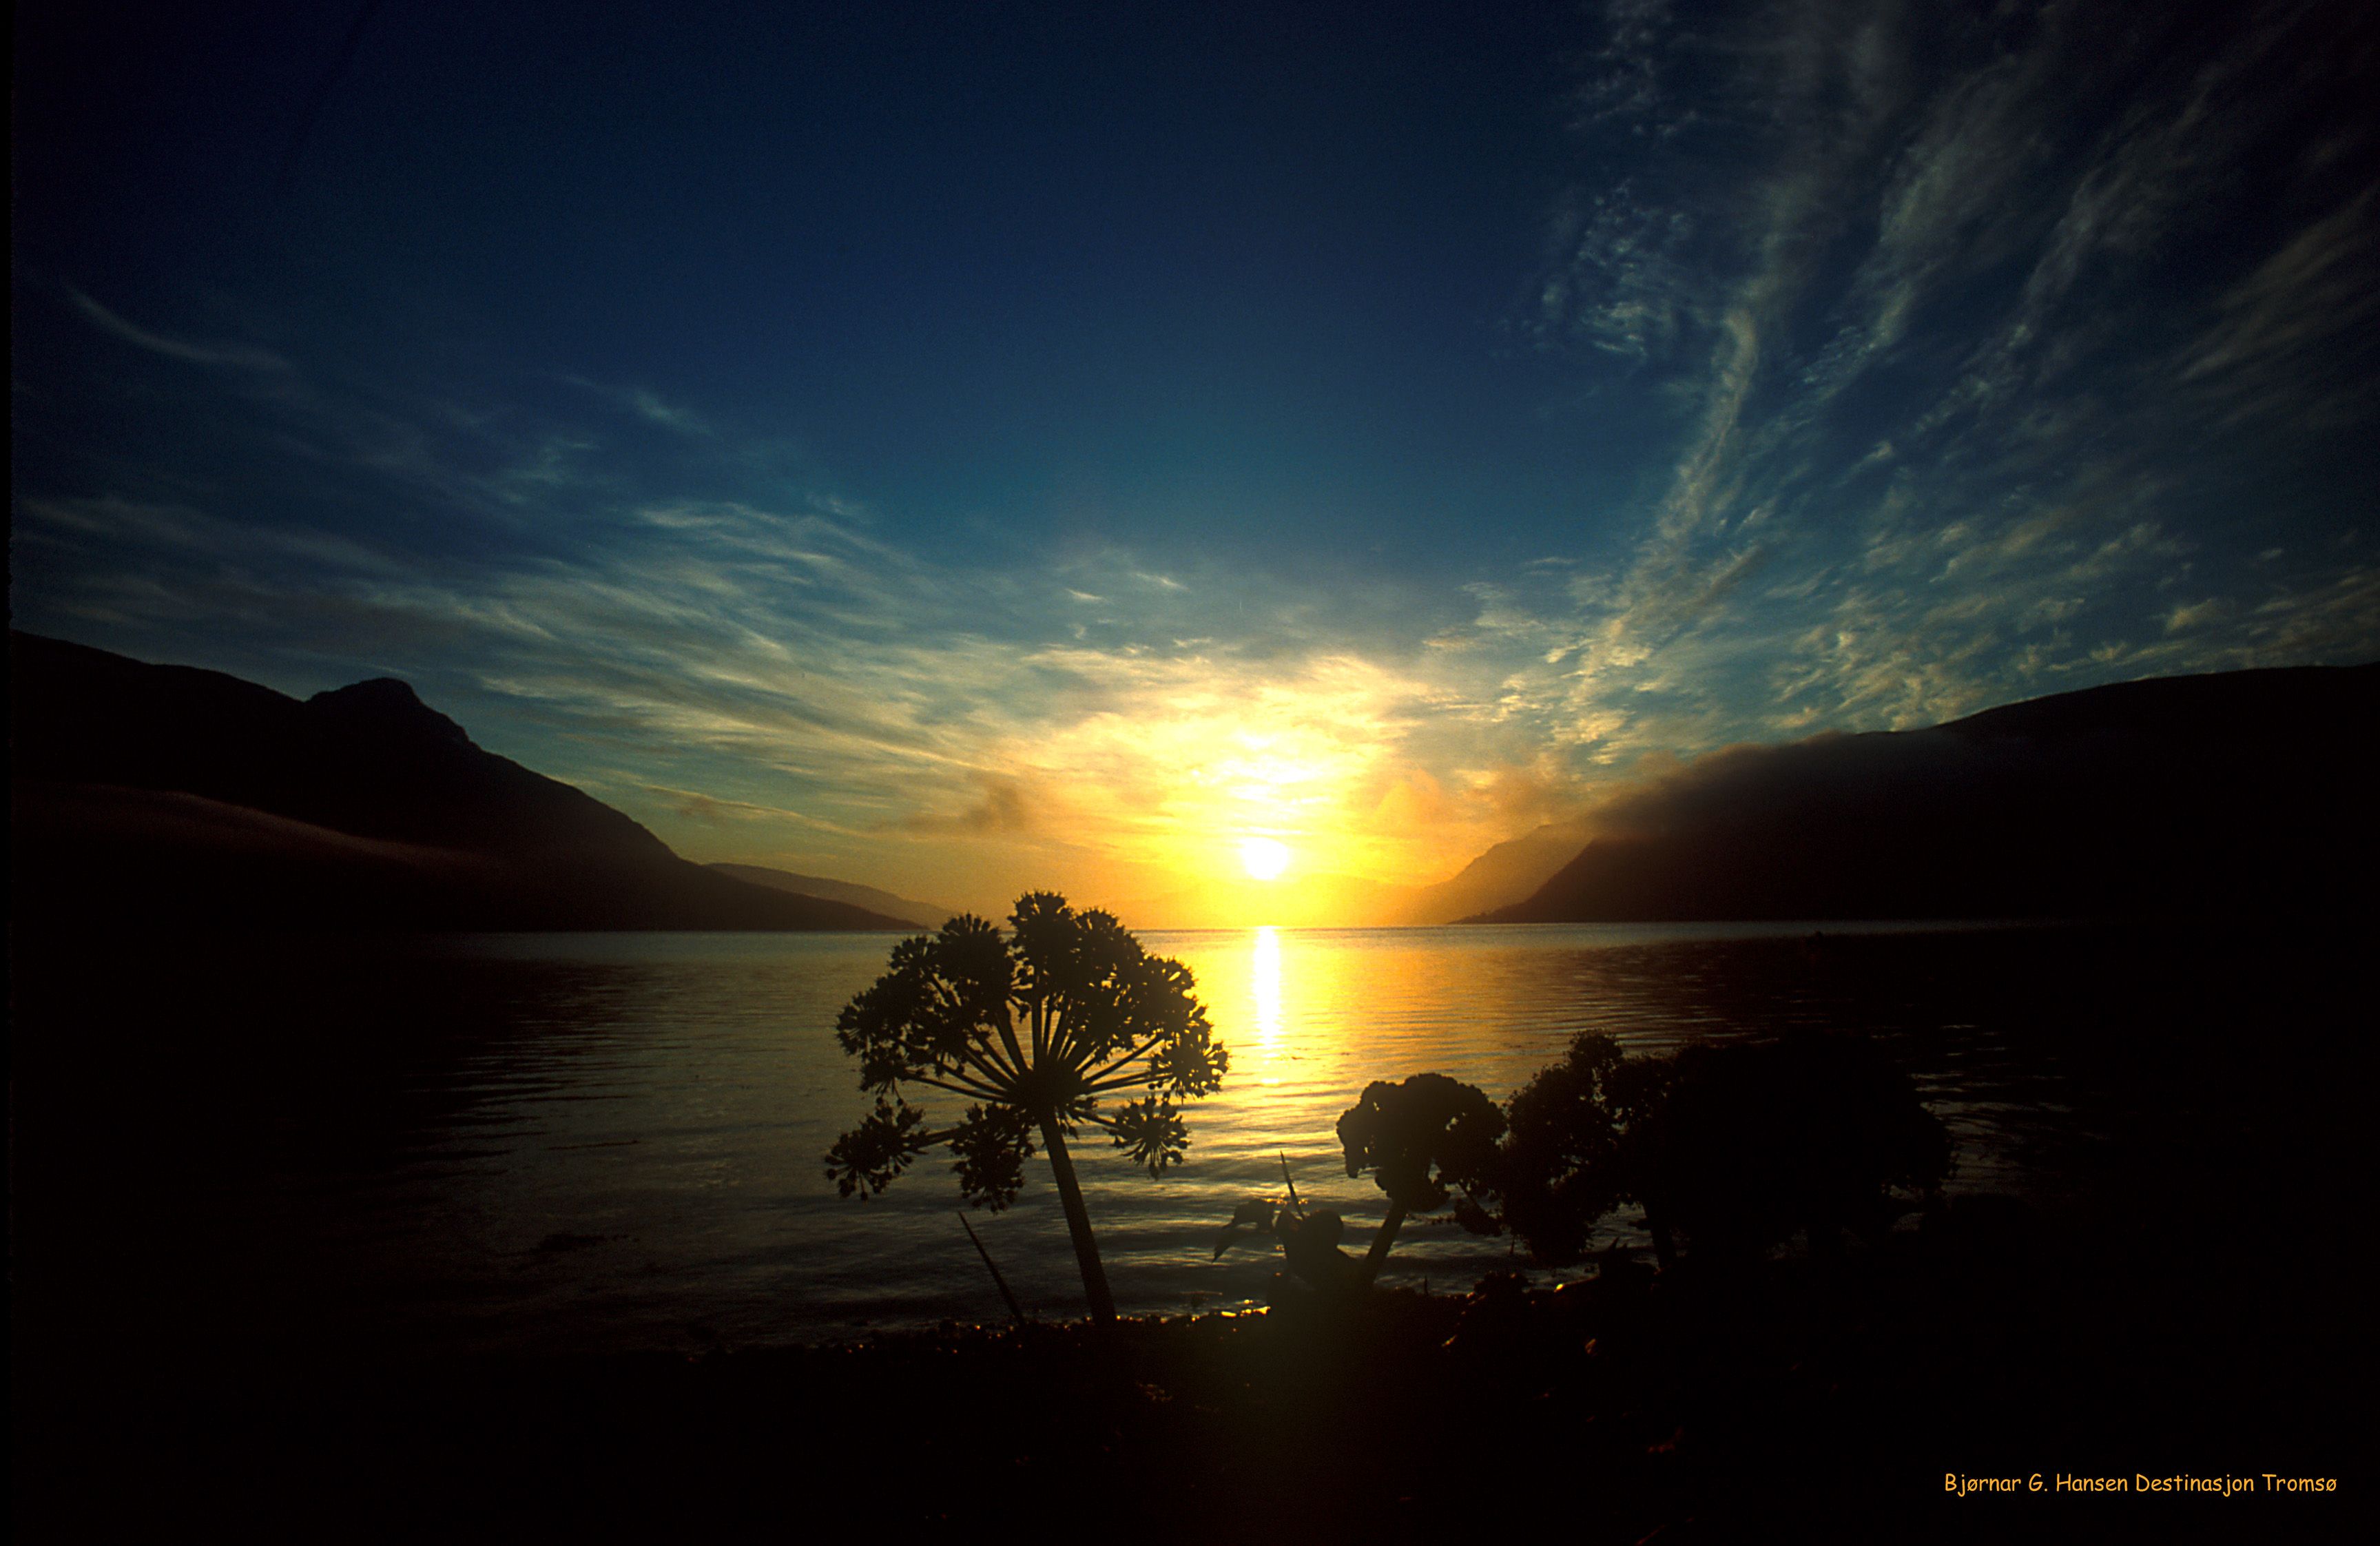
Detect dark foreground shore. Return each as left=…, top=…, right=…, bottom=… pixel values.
left=14, top=1197, right=2361, bottom=1544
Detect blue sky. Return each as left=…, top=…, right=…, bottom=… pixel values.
left=14, top=0, right=2380, bottom=916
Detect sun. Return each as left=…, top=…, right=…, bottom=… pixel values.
left=1239, top=836, right=1292, bottom=881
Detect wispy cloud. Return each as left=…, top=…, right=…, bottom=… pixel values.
left=2182, top=185, right=2380, bottom=416
left=1470, top=0, right=2380, bottom=761
left=899, top=775, right=1042, bottom=837
left=561, top=375, right=714, bottom=435
left=1533, top=181, right=1701, bottom=360
left=70, top=290, right=292, bottom=372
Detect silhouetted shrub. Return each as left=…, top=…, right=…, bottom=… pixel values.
left=1644, top=1034, right=1949, bottom=1263
left=1336, top=1073, right=1503, bottom=1286
left=1452, top=1032, right=1670, bottom=1266
left=1458, top=1032, right=1947, bottom=1268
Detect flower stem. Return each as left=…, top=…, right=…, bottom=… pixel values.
left=1038, top=1117, right=1116, bottom=1326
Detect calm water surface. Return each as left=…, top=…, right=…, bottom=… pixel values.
left=51, top=920, right=2126, bottom=1357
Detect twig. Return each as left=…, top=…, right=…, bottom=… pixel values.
left=958, top=1211, right=1030, bottom=1326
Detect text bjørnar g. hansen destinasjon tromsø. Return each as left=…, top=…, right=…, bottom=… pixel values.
left=1947, top=1473, right=2339, bottom=1497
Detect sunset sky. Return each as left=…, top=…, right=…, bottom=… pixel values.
left=14, top=1, right=2380, bottom=920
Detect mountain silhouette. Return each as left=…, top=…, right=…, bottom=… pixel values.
left=1476, top=663, right=2380, bottom=923
left=9, top=632, right=911, bottom=932
left=1383, top=816, right=1597, bottom=924
left=705, top=863, right=952, bottom=929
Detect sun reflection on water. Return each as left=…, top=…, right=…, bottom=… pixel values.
left=1251, top=925, right=1283, bottom=1053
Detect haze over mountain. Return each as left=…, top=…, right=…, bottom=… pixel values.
left=10, top=632, right=911, bottom=933
left=705, top=864, right=951, bottom=930
left=1391, top=817, right=1597, bottom=925
left=1476, top=664, right=2380, bottom=923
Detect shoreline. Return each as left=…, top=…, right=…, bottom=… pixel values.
left=15, top=1202, right=2358, bottom=1542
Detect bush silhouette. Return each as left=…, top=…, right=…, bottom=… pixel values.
left=1336, top=1073, right=1503, bottom=1286
left=1460, top=1032, right=1947, bottom=1268
left=1645, top=1033, right=1948, bottom=1263
left=826, top=893, right=1228, bottom=1324
left=1452, top=1032, right=1669, bottom=1266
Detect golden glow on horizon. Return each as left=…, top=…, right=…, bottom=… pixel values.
left=953, top=655, right=1425, bottom=898
left=1239, top=836, right=1292, bottom=880
left=871, top=652, right=1588, bottom=923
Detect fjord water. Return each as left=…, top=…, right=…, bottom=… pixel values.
left=18, top=919, right=2321, bottom=1359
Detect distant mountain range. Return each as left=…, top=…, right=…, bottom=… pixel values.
left=10, top=632, right=913, bottom=933
left=706, top=863, right=951, bottom=929
left=19, top=633, right=2372, bottom=934
left=1391, top=816, right=1596, bottom=925
left=1473, top=663, right=2380, bottom=923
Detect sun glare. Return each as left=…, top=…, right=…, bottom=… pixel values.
left=1251, top=925, right=1283, bottom=1044
left=1239, top=836, right=1292, bottom=881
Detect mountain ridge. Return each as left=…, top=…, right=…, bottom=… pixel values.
left=1474, top=662, right=2380, bottom=923
left=706, top=863, right=953, bottom=929
left=9, top=631, right=911, bottom=933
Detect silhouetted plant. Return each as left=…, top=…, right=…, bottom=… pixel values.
left=1645, top=1033, right=1949, bottom=1264
left=826, top=893, right=1228, bottom=1325
left=1458, top=1031, right=1949, bottom=1269
left=1335, top=1073, right=1503, bottom=1287
left=1453, top=1032, right=1671, bottom=1266
left=1213, top=1157, right=1358, bottom=1297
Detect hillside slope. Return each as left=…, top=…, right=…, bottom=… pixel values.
left=1477, top=663, right=2380, bottom=923
left=10, top=632, right=910, bottom=932
left=707, top=863, right=951, bottom=929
